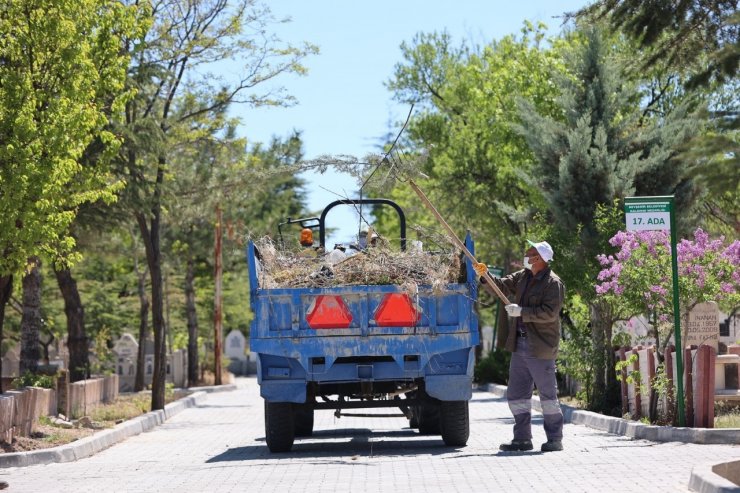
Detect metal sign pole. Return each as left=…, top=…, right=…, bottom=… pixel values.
left=667, top=198, right=686, bottom=427
left=624, top=195, right=685, bottom=426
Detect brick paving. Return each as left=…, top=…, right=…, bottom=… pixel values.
left=0, top=377, right=737, bottom=492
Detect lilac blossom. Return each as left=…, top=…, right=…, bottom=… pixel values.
left=595, top=228, right=739, bottom=315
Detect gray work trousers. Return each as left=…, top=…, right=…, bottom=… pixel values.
left=506, top=336, right=563, bottom=441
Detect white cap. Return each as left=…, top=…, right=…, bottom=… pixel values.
left=527, top=240, right=554, bottom=262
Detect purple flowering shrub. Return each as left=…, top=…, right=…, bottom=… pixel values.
left=595, top=228, right=739, bottom=343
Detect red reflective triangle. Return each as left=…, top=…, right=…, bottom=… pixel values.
left=374, top=293, right=419, bottom=327
left=306, top=295, right=353, bottom=329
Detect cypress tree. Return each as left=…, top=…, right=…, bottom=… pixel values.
left=517, top=27, right=701, bottom=412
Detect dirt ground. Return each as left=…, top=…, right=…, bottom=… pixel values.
left=0, top=388, right=198, bottom=454
left=0, top=424, right=95, bottom=453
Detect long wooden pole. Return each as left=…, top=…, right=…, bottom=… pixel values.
left=214, top=204, right=223, bottom=386
left=407, top=179, right=510, bottom=305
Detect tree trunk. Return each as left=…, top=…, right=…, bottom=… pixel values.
left=0, top=275, right=12, bottom=393
left=54, top=267, right=89, bottom=382
left=588, top=301, right=608, bottom=412
left=137, top=160, right=167, bottom=411
left=185, top=251, right=199, bottom=386
left=40, top=334, right=55, bottom=365
left=134, top=263, right=149, bottom=392
left=20, top=257, right=42, bottom=375
left=603, top=320, right=620, bottom=415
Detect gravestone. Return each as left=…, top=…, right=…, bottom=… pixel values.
left=225, top=330, right=248, bottom=375
left=1, top=343, right=20, bottom=378
left=112, top=333, right=138, bottom=358
left=112, top=333, right=139, bottom=392
left=225, top=330, right=246, bottom=360
left=683, top=301, right=720, bottom=351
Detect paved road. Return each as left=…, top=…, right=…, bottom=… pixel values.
left=1, top=377, right=737, bottom=492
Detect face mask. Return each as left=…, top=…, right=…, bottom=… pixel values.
left=359, top=237, right=367, bottom=249
left=523, top=256, right=533, bottom=270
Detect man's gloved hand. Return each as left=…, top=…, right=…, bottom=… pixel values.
left=505, top=303, right=522, bottom=317
left=473, top=262, right=488, bottom=277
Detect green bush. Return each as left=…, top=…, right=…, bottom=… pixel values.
left=12, top=371, right=56, bottom=389
left=715, top=402, right=740, bottom=429
left=474, top=350, right=510, bottom=384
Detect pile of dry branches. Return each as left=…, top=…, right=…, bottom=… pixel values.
left=253, top=237, right=462, bottom=293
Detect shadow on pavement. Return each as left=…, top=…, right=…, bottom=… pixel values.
left=206, top=428, right=466, bottom=463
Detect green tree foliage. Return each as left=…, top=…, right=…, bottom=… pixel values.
left=0, top=0, right=145, bottom=386
left=378, top=23, right=568, bottom=266
left=576, top=0, right=739, bottom=88
left=517, top=27, right=703, bottom=412
left=0, top=0, right=144, bottom=276
left=238, top=134, right=309, bottom=238
left=684, top=82, right=739, bottom=237
left=557, top=294, right=596, bottom=404
left=517, top=28, right=702, bottom=294
left=114, top=0, right=316, bottom=410
left=576, top=2, right=739, bottom=239
left=167, top=117, right=307, bottom=384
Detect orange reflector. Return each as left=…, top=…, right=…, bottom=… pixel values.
left=374, top=293, right=419, bottom=327
left=306, top=295, right=353, bottom=329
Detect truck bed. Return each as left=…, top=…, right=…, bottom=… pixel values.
left=247, top=239, right=479, bottom=404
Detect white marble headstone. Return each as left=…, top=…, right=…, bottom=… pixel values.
left=683, top=301, right=720, bottom=351
left=224, top=330, right=246, bottom=360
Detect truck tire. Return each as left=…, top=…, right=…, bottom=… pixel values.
left=265, top=401, right=295, bottom=452
left=409, top=412, right=419, bottom=429
left=293, top=404, right=314, bottom=437
left=417, top=403, right=440, bottom=435
left=440, top=400, right=469, bottom=447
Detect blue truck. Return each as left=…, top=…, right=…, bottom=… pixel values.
left=248, top=199, right=479, bottom=452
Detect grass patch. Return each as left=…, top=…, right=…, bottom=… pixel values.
left=38, top=430, right=71, bottom=444
left=559, top=396, right=587, bottom=409
left=715, top=402, right=740, bottom=428
left=89, top=386, right=189, bottom=424
left=90, top=394, right=151, bottom=423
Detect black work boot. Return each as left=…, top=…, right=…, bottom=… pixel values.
left=541, top=440, right=563, bottom=452
left=499, top=439, right=533, bottom=452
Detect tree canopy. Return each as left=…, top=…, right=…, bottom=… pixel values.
left=0, top=0, right=145, bottom=276
left=576, top=0, right=739, bottom=88
left=376, top=23, right=569, bottom=266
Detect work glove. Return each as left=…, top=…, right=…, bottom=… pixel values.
left=472, top=262, right=488, bottom=277
left=505, top=303, right=522, bottom=317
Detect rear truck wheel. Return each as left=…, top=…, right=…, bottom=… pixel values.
left=409, top=411, right=419, bottom=429
left=406, top=391, right=419, bottom=428
left=264, top=401, right=295, bottom=452
left=440, top=400, right=469, bottom=447
left=417, top=403, right=440, bottom=435
left=293, top=403, right=314, bottom=437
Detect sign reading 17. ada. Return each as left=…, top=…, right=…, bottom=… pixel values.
left=623, top=195, right=685, bottom=427
left=624, top=200, right=671, bottom=231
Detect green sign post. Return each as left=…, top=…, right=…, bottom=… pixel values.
left=624, top=196, right=685, bottom=427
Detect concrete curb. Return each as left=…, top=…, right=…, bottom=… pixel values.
left=689, top=461, right=740, bottom=493
left=480, top=383, right=740, bottom=492
left=0, top=383, right=237, bottom=469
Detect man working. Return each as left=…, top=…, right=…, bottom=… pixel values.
left=473, top=240, right=565, bottom=452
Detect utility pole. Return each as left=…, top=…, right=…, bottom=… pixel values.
left=214, top=204, right=223, bottom=385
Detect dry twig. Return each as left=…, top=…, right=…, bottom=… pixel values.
left=253, top=237, right=461, bottom=293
